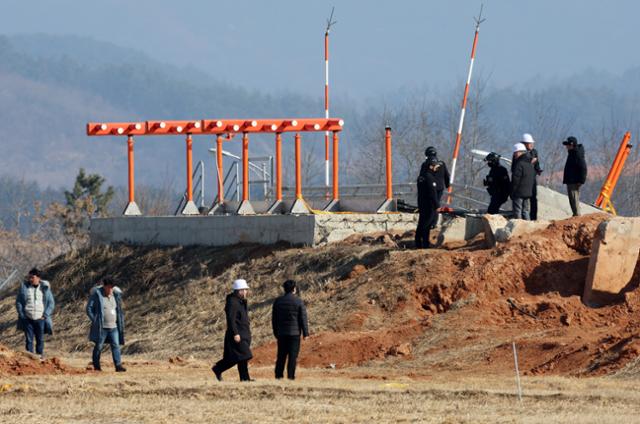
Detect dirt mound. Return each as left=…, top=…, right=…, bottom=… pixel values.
left=0, top=213, right=638, bottom=378
left=0, top=344, right=80, bottom=376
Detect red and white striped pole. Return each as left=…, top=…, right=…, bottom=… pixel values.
left=447, top=7, right=484, bottom=205
left=324, top=8, right=336, bottom=190
left=324, top=28, right=330, bottom=188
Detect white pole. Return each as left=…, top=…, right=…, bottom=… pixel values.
left=512, top=341, right=523, bottom=403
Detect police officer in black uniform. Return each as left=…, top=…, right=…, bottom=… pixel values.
left=420, top=146, right=450, bottom=228
left=415, top=156, right=440, bottom=249
left=483, top=152, right=511, bottom=214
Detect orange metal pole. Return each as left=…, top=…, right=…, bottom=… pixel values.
left=127, top=136, right=135, bottom=203
left=186, top=134, right=193, bottom=202
left=275, top=133, right=283, bottom=201
left=595, top=131, right=630, bottom=206
left=242, top=133, right=249, bottom=202
left=216, top=135, right=224, bottom=203
left=385, top=126, right=393, bottom=200
left=295, top=133, right=302, bottom=200
left=332, top=131, right=339, bottom=201
left=609, top=143, right=633, bottom=196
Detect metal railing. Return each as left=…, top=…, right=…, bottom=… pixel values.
left=175, top=160, right=205, bottom=215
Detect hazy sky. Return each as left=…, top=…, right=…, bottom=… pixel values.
left=3, top=0, right=639, bottom=98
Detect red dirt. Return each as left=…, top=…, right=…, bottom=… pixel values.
left=0, top=344, right=81, bottom=376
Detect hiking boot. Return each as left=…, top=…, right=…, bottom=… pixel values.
left=115, top=365, right=127, bottom=372
left=211, top=366, right=223, bottom=381
left=93, top=364, right=102, bottom=371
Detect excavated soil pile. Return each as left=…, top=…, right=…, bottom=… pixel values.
left=0, top=344, right=79, bottom=376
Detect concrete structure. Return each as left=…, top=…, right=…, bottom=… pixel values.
left=583, top=217, right=640, bottom=306
left=90, top=213, right=418, bottom=247
left=437, top=215, right=485, bottom=246
left=536, top=186, right=600, bottom=220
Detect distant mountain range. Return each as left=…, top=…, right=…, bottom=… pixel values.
left=1, top=33, right=639, bottom=195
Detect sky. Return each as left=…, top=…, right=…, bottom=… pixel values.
left=3, top=0, right=640, bottom=98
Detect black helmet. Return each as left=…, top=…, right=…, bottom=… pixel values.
left=425, top=146, right=437, bottom=157
left=484, top=152, right=500, bottom=165
left=426, top=156, right=439, bottom=166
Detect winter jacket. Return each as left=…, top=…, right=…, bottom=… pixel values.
left=417, top=171, right=440, bottom=211
left=420, top=158, right=450, bottom=191
left=86, top=286, right=125, bottom=345
left=563, top=144, right=588, bottom=185
left=511, top=154, right=536, bottom=199
left=222, top=293, right=253, bottom=362
left=16, top=280, right=55, bottom=335
left=272, top=292, right=309, bottom=338
left=484, top=164, right=511, bottom=202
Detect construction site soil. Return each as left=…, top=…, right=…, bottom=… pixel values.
left=1, top=213, right=639, bottom=379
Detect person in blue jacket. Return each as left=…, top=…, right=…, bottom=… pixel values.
left=15, top=268, right=55, bottom=359
left=86, top=276, right=126, bottom=372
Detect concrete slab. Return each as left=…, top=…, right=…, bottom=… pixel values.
left=91, top=213, right=419, bottom=247
left=583, top=217, right=640, bottom=306
left=437, top=214, right=485, bottom=245
left=537, top=186, right=601, bottom=220
left=494, top=219, right=551, bottom=243
left=482, top=214, right=509, bottom=247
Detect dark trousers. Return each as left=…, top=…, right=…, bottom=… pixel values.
left=275, top=335, right=301, bottom=380
left=24, top=318, right=45, bottom=355
left=487, top=196, right=506, bottom=214
left=567, top=184, right=581, bottom=216
left=431, top=190, right=444, bottom=228
left=415, top=208, right=436, bottom=248
left=213, top=358, right=250, bottom=381
left=530, top=182, right=538, bottom=220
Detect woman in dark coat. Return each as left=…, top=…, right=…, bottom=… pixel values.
left=212, top=279, right=253, bottom=381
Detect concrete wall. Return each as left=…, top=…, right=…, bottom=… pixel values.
left=90, top=213, right=418, bottom=247
left=536, top=186, right=600, bottom=220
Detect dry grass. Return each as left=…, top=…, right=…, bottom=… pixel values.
left=1, top=358, right=639, bottom=423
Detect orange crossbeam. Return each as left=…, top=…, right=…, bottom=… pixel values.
left=87, top=118, right=344, bottom=136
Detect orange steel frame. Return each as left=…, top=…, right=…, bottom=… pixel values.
left=595, top=131, right=633, bottom=214
left=87, top=118, right=344, bottom=214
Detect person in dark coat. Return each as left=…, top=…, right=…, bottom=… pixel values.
left=86, top=276, right=126, bottom=372
left=521, top=133, right=543, bottom=220
left=15, top=268, right=55, bottom=359
left=212, top=279, right=253, bottom=381
left=415, top=156, right=440, bottom=249
left=483, top=152, right=511, bottom=214
left=562, top=136, right=588, bottom=216
left=510, top=143, right=536, bottom=220
left=421, top=146, right=450, bottom=228
left=272, top=280, right=309, bottom=380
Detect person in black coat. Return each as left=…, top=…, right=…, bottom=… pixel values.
left=562, top=136, right=588, bottom=216
left=212, top=279, right=253, bottom=381
left=510, top=143, right=536, bottom=220
left=272, top=280, right=309, bottom=380
left=415, top=156, right=440, bottom=249
left=521, top=133, right=543, bottom=220
left=421, top=146, right=450, bottom=228
left=483, top=152, right=511, bottom=214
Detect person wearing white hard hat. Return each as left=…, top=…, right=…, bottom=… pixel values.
left=211, top=279, right=253, bottom=381
left=510, top=143, right=536, bottom=220
left=521, top=133, right=543, bottom=220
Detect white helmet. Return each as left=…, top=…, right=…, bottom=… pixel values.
left=232, top=279, right=249, bottom=290
left=512, top=143, right=527, bottom=153
left=522, top=133, right=535, bottom=144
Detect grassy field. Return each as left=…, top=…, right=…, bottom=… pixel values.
left=1, top=357, right=639, bottom=423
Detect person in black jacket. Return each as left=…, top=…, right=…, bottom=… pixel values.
left=510, top=143, right=536, bottom=220
left=421, top=146, right=450, bottom=228
left=483, top=152, right=510, bottom=214
left=521, top=133, right=543, bottom=220
left=415, top=156, right=440, bottom=249
left=562, top=136, right=588, bottom=216
left=272, top=280, right=309, bottom=380
left=212, top=279, right=253, bottom=382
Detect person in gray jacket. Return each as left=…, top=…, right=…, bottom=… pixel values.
left=15, top=268, right=55, bottom=359
left=86, top=277, right=126, bottom=372
left=272, top=280, right=309, bottom=380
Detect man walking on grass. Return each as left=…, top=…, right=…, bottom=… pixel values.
left=272, top=280, right=309, bottom=380
left=16, top=268, right=55, bottom=359
left=86, top=276, right=126, bottom=372
left=212, top=279, right=253, bottom=382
